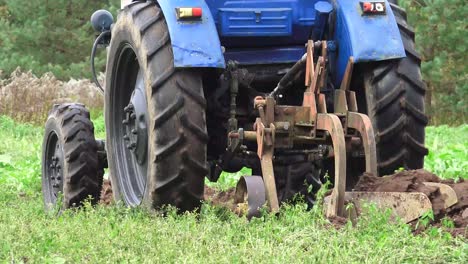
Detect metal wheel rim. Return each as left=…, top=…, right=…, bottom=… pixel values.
left=44, top=131, right=65, bottom=204
left=110, top=44, right=149, bottom=206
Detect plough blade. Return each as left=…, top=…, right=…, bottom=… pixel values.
left=423, top=182, right=458, bottom=208
left=324, top=191, right=433, bottom=223
left=316, top=113, right=347, bottom=218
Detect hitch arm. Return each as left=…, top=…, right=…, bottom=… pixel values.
left=316, top=113, right=347, bottom=217
left=255, top=119, right=280, bottom=213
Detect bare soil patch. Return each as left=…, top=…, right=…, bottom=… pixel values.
left=204, top=186, right=237, bottom=211
left=354, top=169, right=467, bottom=237
left=100, top=179, right=113, bottom=205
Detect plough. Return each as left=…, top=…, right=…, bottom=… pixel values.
left=233, top=41, right=457, bottom=222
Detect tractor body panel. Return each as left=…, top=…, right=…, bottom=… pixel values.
left=334, top=0, right=406, bottom=81
left=157, top=0, right=225, bottom=68
left=155, top=0, right=405, bottom=82
left=205, top=0, right=332, bottom=46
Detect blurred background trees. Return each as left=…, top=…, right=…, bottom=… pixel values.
left=0, top=0, right=119, bottom=79
left=0, top=0, right=466, bottom=125
left=399, top=0, right=467, bottom=125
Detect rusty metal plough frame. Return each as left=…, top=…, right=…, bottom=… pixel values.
left=229, top=40, right=458, bottom=223
left=231, top=40, right=378, bottom=218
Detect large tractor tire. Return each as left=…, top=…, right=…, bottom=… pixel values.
left=105, top=1, right=208, bottom=211
left=42, top=104, right=103, bottom=210
left=357, top=2, right=428, bottom=176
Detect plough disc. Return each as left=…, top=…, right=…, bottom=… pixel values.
left=234, top=176, right=266, bottom=219
left=423, top=182, right=458, bottom=208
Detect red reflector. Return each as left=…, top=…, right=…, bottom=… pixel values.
left=363, top=2, right=372, bottom=12
left=192, top=7, right=202, bottom=17
left=176, top=7, right=202, bottom=20
left=360, top=1, right=386, bottom=15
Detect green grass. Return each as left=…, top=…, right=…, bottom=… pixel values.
left=425, top=125, right=468, bottom=180
left=0, top=115, right=467, bottom=262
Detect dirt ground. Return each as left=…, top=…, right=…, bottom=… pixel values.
left=99, top=169, right=467, bottom=237
left=100, top=180, right=238, bottom=208
left=203, top=186, right=236, bottom=210
left=354, top=169, right=467, bottom=237
left=100, top=179, right=113, bottom=205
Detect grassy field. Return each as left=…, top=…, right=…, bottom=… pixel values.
left=0, top=115, right=467, bottom=262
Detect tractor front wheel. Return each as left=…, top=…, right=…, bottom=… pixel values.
left=41, top=104, right=103, bottom=210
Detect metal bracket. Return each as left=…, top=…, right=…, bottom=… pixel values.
left=347, top=112, right=378, bottom=176
left=254, top=117, right=279, bottom=213
left=316, top=113, right=347, bottom=217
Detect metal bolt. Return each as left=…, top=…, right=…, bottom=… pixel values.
left=124, top=104, right=134, bottom=112
left=131, top=129, right=137, bottom=134
left=228, top=132, right=240, bottom=139
left=122, top=119, right=129, bottom=125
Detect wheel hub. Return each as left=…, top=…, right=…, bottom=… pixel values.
left=122, top=87, right=148, bottom=165
left=48, top=140, right=64, bottom=198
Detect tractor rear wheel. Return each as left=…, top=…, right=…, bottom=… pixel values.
left=356, top=2, right=428, bottom=176
left=105, top=1, right=208, bottom=211
left=41, top=103, right=103, bottom=210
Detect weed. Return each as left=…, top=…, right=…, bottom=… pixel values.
left=425, top=125, right=468, bottom=180
left=441, top=217, right=455, bottom=229
left=416, top=210, right=435, bottom=230
left=0, top=69, right=103, bottom=125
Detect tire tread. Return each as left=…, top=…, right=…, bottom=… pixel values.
left=363, top=3, right=428, bottom=175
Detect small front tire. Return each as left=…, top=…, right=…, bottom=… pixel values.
left=41, top=103, right=103, bottom=210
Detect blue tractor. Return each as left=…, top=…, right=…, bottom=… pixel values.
left=42, top=0, right=433, bottom=219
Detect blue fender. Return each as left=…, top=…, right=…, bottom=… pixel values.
left=333, top=0, right=405, bottom=82
left=157, top=0, right=225, bottom=68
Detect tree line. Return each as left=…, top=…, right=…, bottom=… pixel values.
left=0, top=0, right=119, bottom=80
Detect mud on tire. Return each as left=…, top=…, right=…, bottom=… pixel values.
left=42, top=103, right=103, bottom=210
left=105, top=1, right=208, bottom=211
